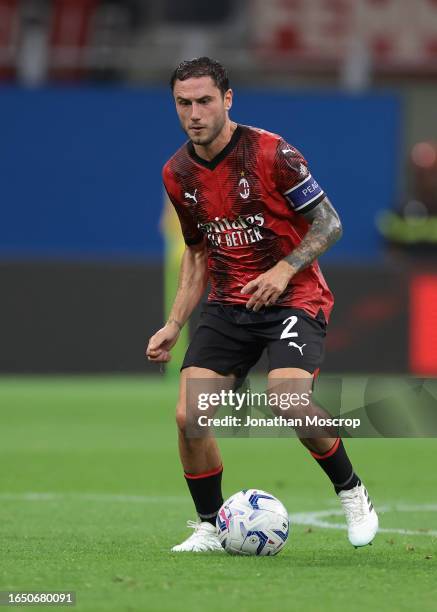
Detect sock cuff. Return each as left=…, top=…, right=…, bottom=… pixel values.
left=184, top=464, right=223, bottom=480
left=310, top=437, right=341, bottom=460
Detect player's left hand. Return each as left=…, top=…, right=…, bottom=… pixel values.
left=240, top=261, right=295, bottom=311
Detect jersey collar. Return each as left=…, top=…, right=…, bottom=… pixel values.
left=187, top=125, right=242, bottom=170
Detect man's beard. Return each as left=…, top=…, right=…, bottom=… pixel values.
left=185, top=116, right=225, bottom=146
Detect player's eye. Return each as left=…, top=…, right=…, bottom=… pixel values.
left=178, top=100, right=191, bottom=106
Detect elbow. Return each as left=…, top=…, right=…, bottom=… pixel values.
left=331, top=216, right=343, bottom=243
left=334, top=219, right=343, bottom=242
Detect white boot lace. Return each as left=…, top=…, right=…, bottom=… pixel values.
left=185, top=520, right=215, bottom=536
left=340, top=489, right=368, bottom=526
left=186, top=519, right=201, bottom=530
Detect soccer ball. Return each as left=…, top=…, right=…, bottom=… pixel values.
left=216, top=489, right=290, bottom=556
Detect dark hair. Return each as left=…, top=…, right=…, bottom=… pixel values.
left=170, top=57, right=230, bottom=96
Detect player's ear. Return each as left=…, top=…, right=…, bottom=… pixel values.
left=224, top=89, right=233, bottom=111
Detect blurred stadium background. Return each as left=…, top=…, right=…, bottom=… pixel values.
left=1, top=0, right=437, bottom=377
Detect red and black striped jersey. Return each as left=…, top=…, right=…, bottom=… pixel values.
left=162, top=124, right=334, bottom=321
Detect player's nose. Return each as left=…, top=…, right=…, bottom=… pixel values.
left=190, top=103, right=201, bottom=121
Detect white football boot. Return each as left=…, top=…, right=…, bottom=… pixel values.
left=338, top=482, right=379, bottom=547
left=171, top=520, right=224, bottom=552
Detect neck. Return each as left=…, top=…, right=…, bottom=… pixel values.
left=193, top=120, right=237, bottom=161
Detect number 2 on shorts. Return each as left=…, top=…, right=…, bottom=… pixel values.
left=280, top=315, right=298, bottom=340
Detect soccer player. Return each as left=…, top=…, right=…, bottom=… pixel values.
left=146, top=57, right=378, bottom=552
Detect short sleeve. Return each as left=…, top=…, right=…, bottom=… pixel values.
left=162, top=165, right=204, bottom=246
left=272, top=139, right=326, bottom=214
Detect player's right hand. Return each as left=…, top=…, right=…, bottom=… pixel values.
left=146, top=322, right=181, bottom=363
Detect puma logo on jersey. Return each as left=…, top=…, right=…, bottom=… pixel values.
left=299, top=163, right=308, bottom=177
left=184, top=189, right=198, bottom=203
left=288, top=341, right=306, bottom=355
left=282, top=147, right=295, bottom=155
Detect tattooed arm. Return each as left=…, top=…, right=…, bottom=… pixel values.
left=282, top=197, right=342, bottom=273
left=241, top=197, right=342, bottom=311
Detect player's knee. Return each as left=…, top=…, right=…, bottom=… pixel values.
left=176, top=405, right=197, bottom=431
left=176, top=401, right=205, bottom=437
left=175, top=405, right=187, bottom=432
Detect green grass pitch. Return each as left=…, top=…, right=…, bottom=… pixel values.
left=1, top=376, right=436, bottom=611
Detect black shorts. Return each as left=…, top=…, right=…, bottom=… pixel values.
left=182, top=303, right=327, bottom=378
